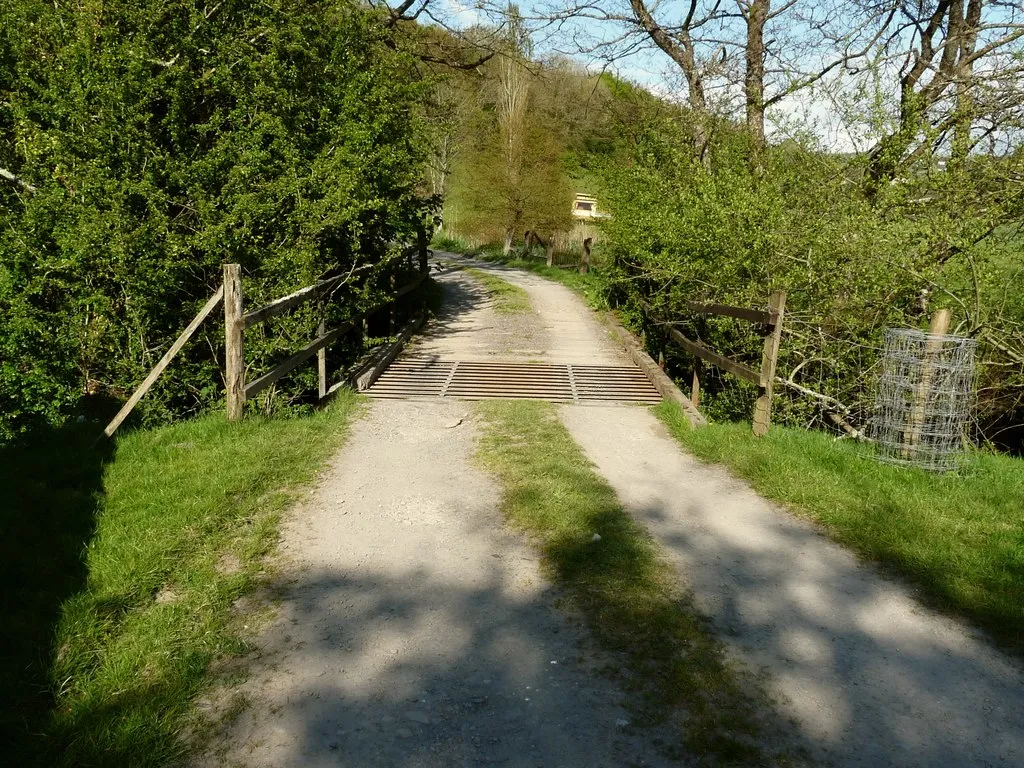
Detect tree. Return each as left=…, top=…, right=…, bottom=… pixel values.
left=0, top=0, right=432, bottom=438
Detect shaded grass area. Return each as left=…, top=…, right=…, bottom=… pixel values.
left=656, top=401, right=1024, bottom=654
left=463, top=267, right=531, bottom=313
left=476, top=400, right=790, bottom=764
left=1, top=393, right=360, bottom=766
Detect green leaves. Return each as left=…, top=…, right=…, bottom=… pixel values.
left=599, top=117, right=1024, bottom=435
left=0, top=0, right=430, bottom=438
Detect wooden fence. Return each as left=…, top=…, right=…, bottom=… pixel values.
left=103, top=232, right=430, bottom=436
left=225, top=250, right=428, bottom=421
left=641, top=292, right=786, bottom=436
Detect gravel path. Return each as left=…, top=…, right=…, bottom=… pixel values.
left=197, top=258, right=1024, bottom=767
left=194, top=264, right=677, bottom=767
left=560, top=404, right=1024, bottom=768
left=411, top=256, right=626, bottom=366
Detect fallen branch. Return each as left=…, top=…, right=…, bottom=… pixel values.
left=774, top=375, right=867, bottom=440
left=0, top=166, right=37, bottom=193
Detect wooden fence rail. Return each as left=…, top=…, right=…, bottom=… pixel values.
left=642, top=291, right=786, bottom=436
left=103, top=285, right=225, bottom=437
left=100, top=226, right=431, bottom=436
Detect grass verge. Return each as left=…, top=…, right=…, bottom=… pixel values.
left=475, top=400, right=789, bottom=763
left=655, top=401, right=1024, bottom=653
left=464, top=267, right=531, bottom=313
left=1, top=392, right=361, bottom=766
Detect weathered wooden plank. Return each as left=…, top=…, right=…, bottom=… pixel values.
left=752, top=291, right=787, bottom=436
left=355, top=313, right=426, bottom=391
left=244, top=320, right=355, bottom=399
left=104, top=285, right=224, bottom=437
left=665, top=325, right=762, bottom=385
left=224, top=264, right=245, bottom=421
left=641, top=297, right=775, bottom=326
left=242, top=265, right=374, bottom=328
left=606, top=323, right=707, bottom=427
left=685, top=301, right=774, bottom=325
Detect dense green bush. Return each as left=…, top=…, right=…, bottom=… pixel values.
left=599, top=117, right=1024, bottom=440
left=0, top=0, right=430, bottom=439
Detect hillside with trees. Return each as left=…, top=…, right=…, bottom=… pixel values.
left=2, top=0, right=1022, bottom=448
left=424, top=0, right=1024, bottom=449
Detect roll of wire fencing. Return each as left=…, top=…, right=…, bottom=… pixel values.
left=871, top=328, right=977, bottom=472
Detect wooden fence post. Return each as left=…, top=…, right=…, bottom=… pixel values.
left=752, top=290, right=786, bottom=436
left=579, top=237, right=592, bottom=274
left=692, top=359, right=702, bottom=409
left=317, top=318, right=327, bottom=400
left=902, top=308, right=951, bottom=456
left=224, top=263, right=245, bottom=421
left=417, top=220, right=428, bottom=274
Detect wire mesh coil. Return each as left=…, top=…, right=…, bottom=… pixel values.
left=871, top=328, right=977, bottom=472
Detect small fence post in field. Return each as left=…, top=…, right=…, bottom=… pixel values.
left=317, top=318, right=327, bottom=400
left=692, top=359, right=702, bottom=408
left=223, top=263, right=245, bottom=421
left=752, top=290, right=786, bottom=436
left=579, top=237, right=592, bottom=274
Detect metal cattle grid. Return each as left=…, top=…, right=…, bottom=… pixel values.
left=367, top=359, right=662, bottom=404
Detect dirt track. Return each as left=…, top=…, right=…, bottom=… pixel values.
left=197, top=256, right=1024, bottom=767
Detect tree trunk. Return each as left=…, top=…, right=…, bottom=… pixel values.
left=951, top=0, right=981, bottom=168
left=744, top=0, right=769, bottom=160
left=627, top=0, right=710, bottom=163
left=503, top=229, right=515, bottom=256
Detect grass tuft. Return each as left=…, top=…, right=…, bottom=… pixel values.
left=464, top=267, right=531, bottom=313
left=476, top=400, right=789, bottom=763
left=655, top=401, right=1024, bottom=653
left=2, top=393, right=361, bottom=766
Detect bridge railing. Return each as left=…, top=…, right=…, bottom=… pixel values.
left=225, top=237, right=430, bottom=421
left=639, top=292, right=786, bottom=436
left=103, top=225, right=431, bottom=436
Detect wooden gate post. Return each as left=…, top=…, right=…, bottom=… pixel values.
left=417, top=220, right=428, bottom=274
left=579, top=237, right=592, bottom=274
left=902, top=308, right=951, bottom=457
left=752, top=290, right=786, bottom=436
left=223, top=263, right=245, bottom=421
left=317, top=318, right=327, bottom=401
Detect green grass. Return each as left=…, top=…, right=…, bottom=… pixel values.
left=1, top=393, right=361, bottom=766
left=655, top=401, right=1024, bottom=653
left=464, top=267, right=531, bottom=313
left=476, top=400, right=791, bottom=764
